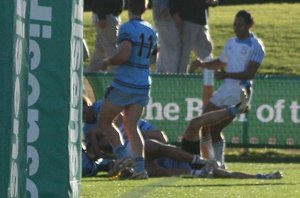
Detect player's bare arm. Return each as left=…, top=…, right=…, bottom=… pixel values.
left=189, top=58, right=226, bottom=72
left=215, top=61, right=260, bottom=80
left=99, top=40, right=132, bottom=71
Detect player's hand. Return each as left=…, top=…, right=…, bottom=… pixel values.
left=215, top=69, right=227, bottom=80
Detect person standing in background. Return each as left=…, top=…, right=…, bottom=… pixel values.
left=169, top=0, right=218, bottom=73
left=152, top=0, right=180, bottom=73
left=87, top=0, right=125, bottom=72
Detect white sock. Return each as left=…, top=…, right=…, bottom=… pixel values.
left=213, top=139, right=225, bottom=166
left=200, top=138, right=215, bottom=160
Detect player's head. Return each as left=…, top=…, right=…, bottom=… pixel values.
left=127, top=0, right=148, bottom=16
left=233, top=10, right=254, bottom=39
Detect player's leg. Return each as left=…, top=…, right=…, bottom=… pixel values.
left=182, top=89, right=249, bottom=158
left=199, top=101, right=221, bottom=160
left=181, top=105, right=234, bottom=155
left=145, top=139, right=207, bottom=167
left=98, top=99, right=124, bottom=148
left=212, top=167, right=256, bottom=179
left=123, top=103, right=148, bottom=178
left=98, top=88, right=136, bottom=177
left=213, top=167, right=283, bottom=179
left=210, top=88, right=250, bottom=167
left=146, top=160, right=190, bottom=177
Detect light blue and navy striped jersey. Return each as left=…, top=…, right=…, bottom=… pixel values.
left=112, top=19, right=157, bottom=94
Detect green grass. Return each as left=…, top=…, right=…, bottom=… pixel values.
left=84, top=3, right=300, bottom=75
left=81, top=149, right=300, bottom=197
left=81, top=162, right=300, bottom=197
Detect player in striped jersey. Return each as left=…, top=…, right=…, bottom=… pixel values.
left=88, top=0, right=157, bottom=179
left=182, top=10, right=266, bottom=168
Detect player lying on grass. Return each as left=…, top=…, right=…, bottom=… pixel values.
left=82, top=93, right=282, bottom=179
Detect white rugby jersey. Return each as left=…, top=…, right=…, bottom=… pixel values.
left=219, top=33, right=265, bottom=85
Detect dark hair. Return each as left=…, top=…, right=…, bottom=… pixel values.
left=236, top=10, right=254, bottom=25
left=127, top=0, right=147, bottom=15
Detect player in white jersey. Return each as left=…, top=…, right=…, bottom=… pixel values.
left=181, top=10, right=266, bottom=168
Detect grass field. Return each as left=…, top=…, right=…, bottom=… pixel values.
left=82, top=3, right=300, bottom=197
left=81, top=161, right=300, bottom=198
left=83, top=3, right=300, bottom=75
left=81, top=150, right=300, bottom=198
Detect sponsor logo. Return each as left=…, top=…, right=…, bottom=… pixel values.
left=27, top=1, right=52, bottom=197
left=69, top=1, right=83, bottom=197
left=9, top=0, right=27, bottom=197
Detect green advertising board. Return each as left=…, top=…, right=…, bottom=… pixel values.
left=85, top=73, right=300, bottom=148
left=27, top=0, right=83, bottom=197
left=0, top=0, right=29, bottom=197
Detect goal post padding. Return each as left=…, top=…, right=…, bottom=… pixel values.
left=0, top=0, right=29, bottom=197
left=85, top=73, right=300, bottom=149
left=26, top=0, right=83, bottom=197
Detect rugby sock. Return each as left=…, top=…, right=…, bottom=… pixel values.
left=133, top=157, right=145, bottom=173
left=213, top=139, right=225, bottom=166
left=181, top=138, right=200, bottom=155
left=113, top=145, right=128, bottom=159
left=200, top=137, right=215, bottom=160
left=192, top=155, right=206, bottom=165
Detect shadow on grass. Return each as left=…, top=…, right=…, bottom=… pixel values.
left=226, top=149, right=300, bottom=163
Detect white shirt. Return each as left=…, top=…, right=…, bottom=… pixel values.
left=219, top=33, right=265, bottom=85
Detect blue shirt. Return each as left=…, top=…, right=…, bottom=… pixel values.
left=112, top=19, right=157, bottom=95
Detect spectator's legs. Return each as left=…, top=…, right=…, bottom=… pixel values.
left=178, top=21, right=199, bottom=73
left=155, top=21, right=181, bottom=73
left=89, top=14, right=119, bottom=72
left=193, top=24, right=213, bottom=60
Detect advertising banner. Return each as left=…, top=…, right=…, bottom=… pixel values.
left=85, top=73, right=300, bottom=148
left=27, top=0, right=83, bottom=197
left=0, top=0, right=29, bottom=197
